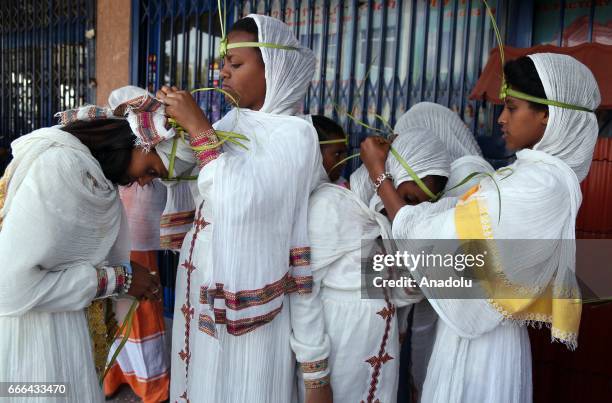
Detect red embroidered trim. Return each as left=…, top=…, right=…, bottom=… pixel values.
left=290, top=246, right=311, bottom=267
left=113, top=266, right=126, bottom=295
left=198, top=313, right=216, bottom=338
left=301, top=358, right=328, bottom=373
left=160, top=233, right=189, bottom=250
left=177, top=203, right=208, bottom=402
left=292, top=275, right=314, bottom=295
left=199, top=273, right=299, bottom=311
left=362, top=295, right=396, bottom=403
left=304, top=375, right=330, bottom=389
left=160, top=210, right=196, bottom=228
left=213, top=305, right=284, bottom=336
left=95, top=268, right=109, bottom=298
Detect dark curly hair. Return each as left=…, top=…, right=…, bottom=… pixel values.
left=503, top=56, right=548, bottom=113
left=62, top=119, right=136, bottom=185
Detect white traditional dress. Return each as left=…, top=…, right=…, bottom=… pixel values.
left=163, top=14, right=325, bottom=403
left=392, top=53, right=600, bottom=403
left=298, top=128, right=450, bottom=402
left=394, top=102, right=495, bottom=397
left=0, top=128, right=130, bottom=403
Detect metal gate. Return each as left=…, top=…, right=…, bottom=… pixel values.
left=131, top=0, right=512, bottom=168
left=0, top=0, right=96, bottom=170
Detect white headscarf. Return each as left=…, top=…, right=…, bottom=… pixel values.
left=248, top=14, right=316, bottom=115
left=0, top=128, right=124, bottom=315
left=391, top=55, right=601, bottom=349
left=194, top=15, right=321, bottom=335
left=366, top=127, right=450, bottom=212
left=529, top=53, right=600, bottom=182
left=395, top=102, right=494, bottom=197
left=395, top=102, right=482, bottom=161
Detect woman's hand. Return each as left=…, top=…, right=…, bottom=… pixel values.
left=156, top=85, right=212, bottom=135
left=360, top=136, right=390, bottom=181
left=305, top=384, right=333, bottom=403
left=127, top=261, right=161, bottom=301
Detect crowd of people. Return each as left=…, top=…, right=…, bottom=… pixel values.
left=0, top=12, right=601, bottom=403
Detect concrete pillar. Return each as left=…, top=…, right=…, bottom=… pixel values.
left=96, top=0, right=132, bottom=105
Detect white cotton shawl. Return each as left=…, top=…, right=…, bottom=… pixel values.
left=393, top=53, right=601, bottom=349
left=248, top=14, right=316, bottom=115
left=529, top=53, right=600, bottom=182
left=119, top=182, right=167, bottom=251
left=395, top=102, right=482, bottom=161
left=203, top=108, right=320, bottom=331
left=194, top=15, right=320, bottom=333
left=395, top=102, right=494, bottom=197
left=369, top=127, right=450, bottom=212
left=0, top=128, right=123, bottom=315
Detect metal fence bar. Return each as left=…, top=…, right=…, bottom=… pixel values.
left=404, top=0, right=416, bottom=110
left=419, top=0, right=430, bottom=102
left=588, top=0, right=595, bottom=43
left=331, top=0, right=344, bottom=122
left=359, top=0, right=373, bottom=129
left=389, top=0, right=403, bottom=125
left=445, top=0, right=459, bottom=107
left=459, top=0, right=472, bottom=118
left=374, top=0, right=389, bottom=125
left=558, top=0, right=565, bottom=46
left=318, top=0, right=330, bottom=115
left=432, top=0, right=444, bottom=102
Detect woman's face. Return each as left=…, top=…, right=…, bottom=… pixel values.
left=126, top=148, right=168, bottom=186
left=498, top=95, right=548, bottom=151
left=220, top=31, right=267, bottom=111
left=321, top=139, right=348, bottom=182
left=396, top=175, right=446, bottom=205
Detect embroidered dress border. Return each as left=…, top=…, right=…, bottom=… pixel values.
left=213, top=305, right=284, bottom=336
left=160, top=233, right=188, bottom=250
left=304, top=375, right=330, bottom=389
left=300, top=358, right=328, bottom=373
left=198, top=314, right=216, bottom=338
left=290, top=246, right=311, bottom=267
left=160, top=210, right=195, bottom=228
left=199, top=272, right=301, bottom=311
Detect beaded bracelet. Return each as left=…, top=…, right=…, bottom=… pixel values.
left=95, top=268, right=109, bottom=298
left=373, top=172, right=393, bottom=193
left=190, top=128, right=221, bottom=168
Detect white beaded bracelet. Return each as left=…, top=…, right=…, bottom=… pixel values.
left=373, top=172, right=393, bottom=192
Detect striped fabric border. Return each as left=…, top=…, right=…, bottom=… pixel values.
left=160, top=210, right=195, bottom=228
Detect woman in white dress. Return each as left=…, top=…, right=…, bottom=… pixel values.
left=0, top=115, right=166, bottom=403
left=155, top=15, right=331, bottom=403
left=360, top=53, right=600, bottom=403
left=297, top=127, right=451, bottom=403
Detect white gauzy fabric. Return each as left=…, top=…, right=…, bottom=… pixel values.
left=446, top=156, right=495, bottom=197
left=529, top=53, right=600, bottom=182
left=0, top=128, right=128, bottom=403
left=394, top=105, right=491, bottom=397
left=395, top=103, right=494, bottom=197
left=299, top=126, right=454, bottom=400
left=170, top=15, right=320, bottom=403
left=108, top=85, right=176, bottom=147
left=248, top=14, right=316, bottom=115
left=395, top=102, right=482, bottom=160
left=206, top=108, right=320, bottom=327
left=390, top=54, right=600, bottom=403
left=369, top=127, right=450, bottom=212
left=119, top=182, right=167, bottom=251
left=350, top=164, right=375, bottom=205
left=302, top=183, right=405, bottom=402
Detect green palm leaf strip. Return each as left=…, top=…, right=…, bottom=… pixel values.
left=99, top=299, right=139, bottom=386
left=482, top=0, right=592, bottom=112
